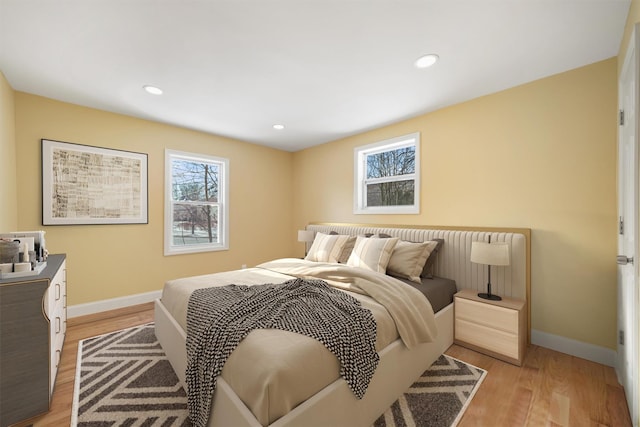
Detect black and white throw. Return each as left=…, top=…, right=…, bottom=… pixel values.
left=185, top=278, right=380, bottom=427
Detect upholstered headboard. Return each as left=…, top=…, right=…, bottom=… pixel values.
left=305, top=222, right=531, bottom=341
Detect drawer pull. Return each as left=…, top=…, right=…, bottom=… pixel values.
left=56, top=349, right=61, bottom=367
left=55, top=283, right=61, bottom=300
left=56, top=317, right=61, bottom=333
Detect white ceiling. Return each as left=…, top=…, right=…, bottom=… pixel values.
left=0, top=0, right=630, bottom=152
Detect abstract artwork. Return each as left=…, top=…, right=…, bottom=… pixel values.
left=42, top=139, right=148, bottom=225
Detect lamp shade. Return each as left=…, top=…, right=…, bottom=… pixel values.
left=297, top=229, right=315, bottom=243
left=470, top=241, right=510, bottom=266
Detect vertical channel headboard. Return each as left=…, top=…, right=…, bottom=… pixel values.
left=305, top=223, right=531, bottom=339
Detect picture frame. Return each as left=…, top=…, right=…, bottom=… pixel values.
left=41, top=139, right=148, bottom=225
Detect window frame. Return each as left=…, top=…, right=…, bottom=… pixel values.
left=353, top=132, right=420, bottom=214
left=164, top=149, right=229, bottom=255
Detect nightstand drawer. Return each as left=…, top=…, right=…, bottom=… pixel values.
left=455, top=297, right=518, bottom=334
left=455, top=318, right=519, bottom=359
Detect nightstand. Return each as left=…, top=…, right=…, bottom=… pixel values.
left=454, top=288, right=526, bottom=366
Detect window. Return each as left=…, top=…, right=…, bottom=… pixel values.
left=354, top=132, right=420, bottom=214
left=165, top=149, right=229, bottom=255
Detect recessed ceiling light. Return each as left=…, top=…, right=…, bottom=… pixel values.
left=273, top=124, right=285, bottom=130
left=414, top=54, right=439, bottom=69
left=143, top=85, right=163, bottom=95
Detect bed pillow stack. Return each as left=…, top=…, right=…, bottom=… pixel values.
left=305, top=230, right=444, bottom=283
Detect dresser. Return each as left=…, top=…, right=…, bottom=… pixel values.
left=0, top=254, right=67, bottom=427
left=454, top=288, right=526, bottom=366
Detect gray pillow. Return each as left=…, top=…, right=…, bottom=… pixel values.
left=421, top=238, right=444, bottom=279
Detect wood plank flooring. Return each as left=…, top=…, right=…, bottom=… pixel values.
left=447, top=345, right=632, bottom=426
left=14, top=303, right=632, bottom=427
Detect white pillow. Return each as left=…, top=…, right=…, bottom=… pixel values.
left=305, top=232, right=356, bottom=263
left=347, top=236, right=399, bottom=273
left=386, top=240, right=438, bottom=284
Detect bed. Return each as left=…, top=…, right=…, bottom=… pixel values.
left=154, top=223, right=530, bottom=427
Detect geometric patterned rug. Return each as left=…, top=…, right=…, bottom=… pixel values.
left=71, top=323, right=191, bottom=426
left=373, top=354, right=486, bottom=427
left=71, top=323, right=485, bottom=427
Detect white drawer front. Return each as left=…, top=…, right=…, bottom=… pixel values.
left=456, top=318, right=519, bottom=359
left=49, top=346, right=62, bottom=394
left=455, top=297, right=518, bottom=334
left=49, top=318, right=65, bottom=394
left=48, top=262, right=67, bottom=396
left=49, top=314, right=63, bottom=356
left=44, top=276, right=64, bottom=319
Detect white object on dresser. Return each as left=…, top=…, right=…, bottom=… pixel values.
left=454, top=288, right=526, bottom=366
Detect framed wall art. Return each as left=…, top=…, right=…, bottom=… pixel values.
left=41, top=139, right=148, bottom=225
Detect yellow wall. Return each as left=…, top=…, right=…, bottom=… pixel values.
left=14, top=93, right=294, bottom=305
left=0, top=71, right=18, bottom=231
left=293, top=58, right=618, bottom=350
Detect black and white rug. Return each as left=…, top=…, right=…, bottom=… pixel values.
left=71, top=323, right=191, bottom=426
left=373, top=355, right=486, bottom=427
left=72, top=324, right=485, bottom=427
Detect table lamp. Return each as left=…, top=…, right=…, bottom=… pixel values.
left=470, top=238, right=510, bottom=301
left=297, top=230, right=315, bottom=256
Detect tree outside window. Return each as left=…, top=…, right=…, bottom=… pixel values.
left=365, top=145, right=416, bottom=207
left=165, top=150, right=229, bottom=255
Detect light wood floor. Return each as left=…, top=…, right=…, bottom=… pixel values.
left=16, top=303, right=632, bottom=427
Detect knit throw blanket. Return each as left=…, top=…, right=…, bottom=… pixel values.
left=185, top=278, right=379, bottom=427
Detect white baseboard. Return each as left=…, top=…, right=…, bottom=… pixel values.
left=67, top=290, right=161, bottom=318
left=531, top=329, right=617, bottom=367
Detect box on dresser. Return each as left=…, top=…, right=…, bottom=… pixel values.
left=0, top=254, right=66, bottom=427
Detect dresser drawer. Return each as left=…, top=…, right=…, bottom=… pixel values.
left=455, top=318, right=519, bottom=359
left=49, top=342, right=63, bottom=394
left=455, top=297, right=518, bottom=334
left=49, top=295, right=65, bottom=344
left=44, top=274, right=64, bottom=319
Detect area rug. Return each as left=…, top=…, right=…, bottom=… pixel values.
left=372, top=354, right=486, bottom=427
left=72, top=323, right=485, bottom=427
